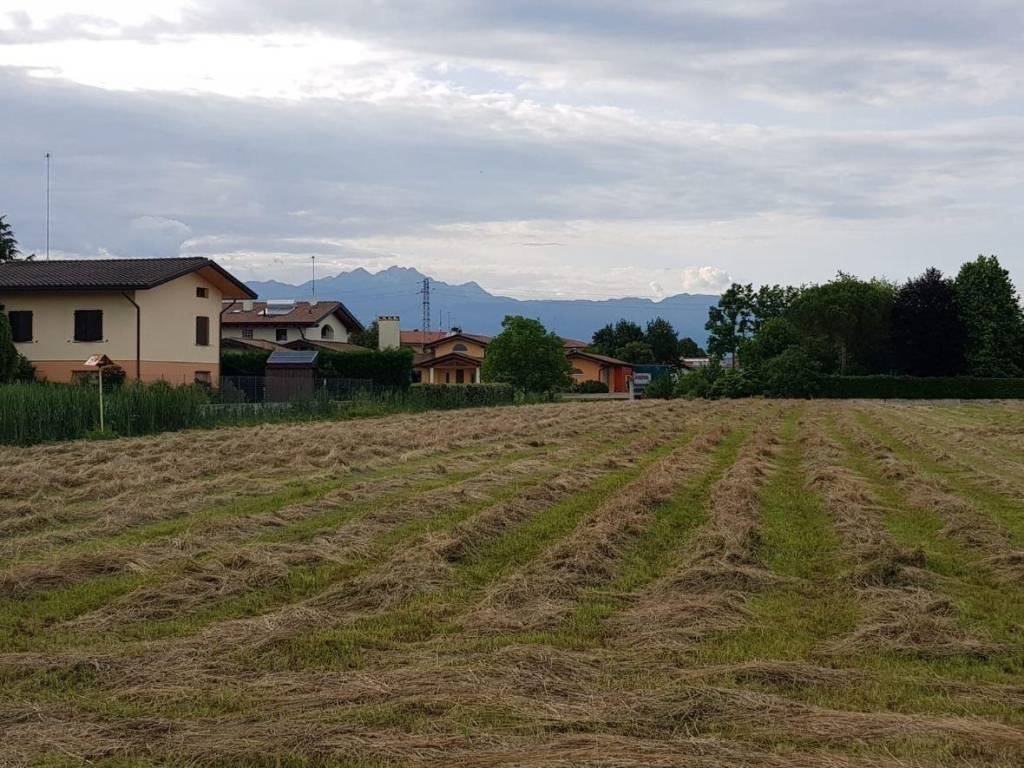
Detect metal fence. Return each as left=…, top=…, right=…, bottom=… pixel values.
left=217, top=375, right=374, bottom=404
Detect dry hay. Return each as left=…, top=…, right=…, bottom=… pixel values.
left=3, top=400, right=1024, bottom=768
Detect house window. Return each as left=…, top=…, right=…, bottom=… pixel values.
left=453, top=343, right=468, bottom=352
left=196, top=316, right=210, bottom=346
left=196, top=286, right=209, bottom=298
left=276, top=328, right=288, bottom=342
left=242, top=328, right=254, bottom=339
left=444, top=371, right=450, bottom=383
left=321, top=325, right=334, bottom=340
left=572, top=368, right=584, bottom=376
left=194, top=370, right=212, bottom=387
left=8, top=311, right=32, bottom=343
left=73, top=309, right=103, bottom=342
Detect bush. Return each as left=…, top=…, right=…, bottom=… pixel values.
left=221, top=350, right=270, bottom=376
left=316, top=348, right=413, bottom=388
left=403, top=383, right=515, bottom=409
left=761, top=348, right=821, bottom=398
left=643, top=373, right=676, bottom=399
left=576, top=380, right=609, bottom=394
left=818, top=376, right=1024, bottom=399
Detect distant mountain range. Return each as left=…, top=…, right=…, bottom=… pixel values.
left=247, top=266, right=718, bottom=344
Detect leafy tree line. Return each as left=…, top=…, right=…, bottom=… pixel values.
left=682, top=255, right=1024, bottom=398
left=590, top=318, right=705, bottom=364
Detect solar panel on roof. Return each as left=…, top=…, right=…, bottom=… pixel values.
left=266, top=350, right=319, bottom=366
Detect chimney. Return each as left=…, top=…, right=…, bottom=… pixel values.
left=377, top=315, right=400, bottom=350
left=242, top=300, right=253, bottom=311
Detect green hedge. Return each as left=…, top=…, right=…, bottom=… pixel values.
left=221, top=350, right=270, bottom=376
left=316, top=348, right=414, bottom=387
left=401, top=383, right=514, bottom=409
left=819, top=376, right=1024, bottom=399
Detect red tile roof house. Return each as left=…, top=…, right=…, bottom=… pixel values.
left=0, top=257, right=255, bottom=385
left=220, top=300, right=364, bottom=351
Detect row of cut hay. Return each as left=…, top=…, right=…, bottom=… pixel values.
left=800, top=408, right=925, bottom=588
left=0, top=398, right=651, bottom=502
left=860, top=402, right=1024, bottom=502
left=816, top=411, right=1009, bottom=661
left=462, top=410, right=745, bottom=633
left=56, top=451, right=575, bottom=637
left=199, top=426, right=688, bottom=654
left=9, top=642, right=1024, bottom=768
left=604, top=408, right=786, bottom=651
left=839, top=409, right=1024, bottom=581
left=0, top=445, right=519, bottom=597
left=0, top=403, right=647, bottom=565
left=885, top=402, right=1024, bottom=471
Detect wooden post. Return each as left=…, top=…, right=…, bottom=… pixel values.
left=98, top=367, right=105, bottom=432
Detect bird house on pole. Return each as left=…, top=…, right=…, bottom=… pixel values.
left=84, top=354, right=115, bottom=432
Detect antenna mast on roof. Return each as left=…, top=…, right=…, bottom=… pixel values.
left=311, top=255, right=316, bottom=299
left=45, top=152, right=51, bottom=260
left=421, top=277, right=431, bottom=335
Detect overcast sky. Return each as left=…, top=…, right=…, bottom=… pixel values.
left=1, top=1, right=1022, bottom=299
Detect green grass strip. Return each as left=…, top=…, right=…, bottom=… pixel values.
left=832, top=417, right=1024, bottom=676
left=257, top=429, right=694, bottom=670
left=692, top=411, right=858, bottom=664
left=857, top=410, right=1024, bottom=546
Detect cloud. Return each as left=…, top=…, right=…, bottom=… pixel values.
left=0, top=2, right=1022, bottom=297
left=680, top=267, right=733, bottom=294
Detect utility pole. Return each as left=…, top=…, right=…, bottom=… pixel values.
left=421, top=277, right=431, bottom=335
left=45, top=152, right=51, bottom=260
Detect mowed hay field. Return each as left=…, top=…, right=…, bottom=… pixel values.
left=2, top=400, right=1024, bottom=768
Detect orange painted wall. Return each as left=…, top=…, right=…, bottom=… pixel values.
left=415, top=365, right=480, bottom=384
left=429, top=339, right=487, bottom=358
left=32, top=360, right=220, bottom=386
left=569, top=357, right=632, bottom=392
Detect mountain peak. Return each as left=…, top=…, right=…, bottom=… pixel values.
left=246, top=266, right=718, bottom=342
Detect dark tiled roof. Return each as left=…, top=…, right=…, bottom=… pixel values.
left=222, top=337, right=286, bottom=352
left=401, top=330, right=450, bottom=346
left=286, top=339, right=370, bottom=353
left=566, top=349, right=632, bottom=367
left=0, top=257, right=255, bottom=298
left=221, top=301, right=363, bottom=332
left=415, top=352, right=483, bottom=368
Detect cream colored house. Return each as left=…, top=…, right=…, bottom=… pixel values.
left=221, top=300, right=363, bottom=348
left=0, top=257, right=255, bottom=384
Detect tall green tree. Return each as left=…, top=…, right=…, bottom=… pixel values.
left=891, top=268, right=966, bottom=376
left=482, top=315, right=572, bottom=392
left=591, top=319, right=644, bottom=358
left=618, top=340, right=655, bottom=364
left=705, top=283, right=754, bottom=364
left=786, top=273, right=895, bottom=375
left=644, top=317, right=679, bottom=364
left=750, top=284, right=800, bottom=332
left=678, top=337, right=706, bottom=358
left=350, top=320, right=379, bottom=349
left=0, top=216, right=21, bottom=262
left=954, top=255, right=1024, bottom=377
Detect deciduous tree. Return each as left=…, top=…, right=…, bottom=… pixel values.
left=891, top=268, right=966, bottom=376
left=954, top=255, right=1024, bottom=377
left=482, top=315, right=573, bottom=392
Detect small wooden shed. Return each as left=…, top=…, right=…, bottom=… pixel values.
left=265, top=349, right=319, bottom=402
